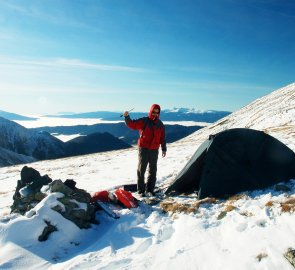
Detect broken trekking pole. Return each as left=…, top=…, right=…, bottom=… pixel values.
left=120, top=108, right=134, bottom=117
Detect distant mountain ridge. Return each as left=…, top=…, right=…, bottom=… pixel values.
left=0, top=117, right=131, bottom=167
left=45, top=108, right=231, bottom=122
left=32, top=123, right=203, bottom=145
left=0, top=108, right=231, bottom=122
left=0, top=117, right=66, bottom=160
left=66, top=132, right=131, bottom=156
left=0, top=110, right=37, bottom=121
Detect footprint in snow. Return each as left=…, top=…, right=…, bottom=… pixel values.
left=135, top=237, right=153, bottom=254
left=256, top=219, right=268, bottom=227
left=170, top=248, right=185, bottom=259
left=236, top=222, right=248, bottom=232
left=156, top=225, right=175, bottom=243
left=97, top=258, right=132, bottom=270
left=68, top=259, right=102, bottom=270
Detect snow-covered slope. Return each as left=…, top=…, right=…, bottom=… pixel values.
left=0, top=83, right=294, bottom=270
left=0, top=117, right=66, bottom=160
left=180, top=82, right=295, bottom=152
left=0, top=146, right=36, bottom=167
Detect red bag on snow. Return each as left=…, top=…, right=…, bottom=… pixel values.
left=91, top=190, right=110, bottom=203
left=115, top=189, right=138, bottom=208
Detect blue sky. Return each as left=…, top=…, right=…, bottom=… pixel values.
left=0, top=0, right=294, bottom=115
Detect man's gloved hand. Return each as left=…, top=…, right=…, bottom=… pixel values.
left=162, top=151, right=166, bottom=158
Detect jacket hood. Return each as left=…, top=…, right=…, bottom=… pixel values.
left=148, top=104, right=161, bottom=121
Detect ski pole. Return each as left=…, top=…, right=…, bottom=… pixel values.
left=120, top=108, right=134, bottom=117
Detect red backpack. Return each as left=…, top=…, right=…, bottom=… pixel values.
left=91, top=190, right=111, bottom=203
left=115, top=189, right=138, bottom=208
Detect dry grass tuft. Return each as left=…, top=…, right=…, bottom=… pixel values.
left=227, top=194, right=247, bottom=202
left=160, top=202, right=197, bottom=214
left=192, top=197, right=218, bottom=208
left=281, top=197, right=295, bottom=213
left=217, top=203, right=237, bottom=220
left=160, top=197, right=218, bottom=214
left=224, top=204, right=236, bottom=212
left=265, top=201, right=274, bottom=207
left=240, top=211, right=254, bottom=217
left=285, top=198, right=295, bottom=204
left=217, top=211, right=227, bottom=220
left=256, top=253, right=268, bottom=262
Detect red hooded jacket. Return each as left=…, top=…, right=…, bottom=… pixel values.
left=125, top=104, right=167, bottom=151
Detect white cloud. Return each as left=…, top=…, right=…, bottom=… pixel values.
left=0, top=82, right=123, bottom=94
left=0, top=56, right=146, bottom=73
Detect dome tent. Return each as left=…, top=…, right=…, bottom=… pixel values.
left=165, top=128, right=295, bottom=199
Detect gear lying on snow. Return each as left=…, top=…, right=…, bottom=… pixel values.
left=165, top=128, right=295, bottom=199
left=91, top=189, right=138, bottom=208
left=11, top=166, right=97, bottom=241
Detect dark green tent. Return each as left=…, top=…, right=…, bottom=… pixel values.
left=165, top=128, right=295, bottom=199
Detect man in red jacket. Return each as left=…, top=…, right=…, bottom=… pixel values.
left=124, top=104, right=167, bottom=196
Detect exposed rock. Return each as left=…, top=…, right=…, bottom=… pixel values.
left=11, top=166, right=52, bottom=215
left=64, top=179, right=77, bottom=190
left=38, top=220, right=57, bottom=242
left=49, top=180, right=73, bottom=195
left=51, top=183, right=96, bottom=229
left=35, top=192, right=46, bottom=201
left=21, top=166, right=41, bottom=185
left=11, top=166, right=98, bottom=241
left=71, top=189, right=92, bottom=203
left=285, top=248, right=295, bottom=268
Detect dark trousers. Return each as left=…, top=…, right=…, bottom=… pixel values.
left=137, top=147, right=159, bottom=193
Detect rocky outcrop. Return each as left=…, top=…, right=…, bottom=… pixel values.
left=11, top=166, right=52, bottom=214
left=11, top=166, right=97, bottom=241
left=48, top=179, right=96, bottom=229
left=285, top=248, right=295, bottom=268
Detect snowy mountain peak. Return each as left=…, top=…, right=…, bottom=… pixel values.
left=162, top=107, right=222, bottom=114
left=181, top=82, right=295, bottom=152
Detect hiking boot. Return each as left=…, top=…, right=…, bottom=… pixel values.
left=138, top=190, right=146, bottom=197
left=145, top=191, right=155, bottom=197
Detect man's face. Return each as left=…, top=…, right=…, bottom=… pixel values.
left=152, top=109, right=160, bottom=116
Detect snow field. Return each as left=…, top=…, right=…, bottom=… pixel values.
left=0, top=83, right=294, bottom=269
